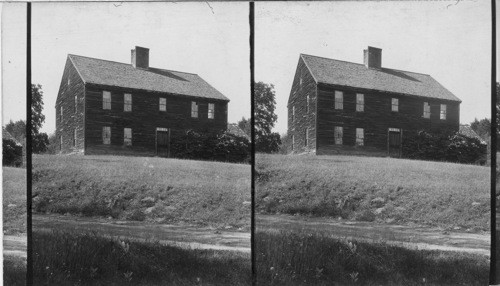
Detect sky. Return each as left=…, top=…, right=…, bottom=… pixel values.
left=256, top=1, right=493, bottom=135
left=26, top=2, right=249, bottom=134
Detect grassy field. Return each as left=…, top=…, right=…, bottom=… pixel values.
left=255, top=230, right=489, bottom=285
left=33, top=155, right=251, bottom=230
left=34, top=230, right=251, bottom=285
left=256, top=154, right=490, bottom=231
left=3, top=167, right=27, bottom=235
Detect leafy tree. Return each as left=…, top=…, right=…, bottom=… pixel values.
left=31, top=84, right=49, bottom=153
left=237, top=117, right=251, bottom=137
left=470, top=118, right=491, bottom=141
left=254, top=82, right=281, bottom=153
left=5, top=120, right=26, bottom=143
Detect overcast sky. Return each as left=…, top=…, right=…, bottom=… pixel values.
left=256, top=1, right=493, bottom=135
left=18, top=2, right=248, bottom=134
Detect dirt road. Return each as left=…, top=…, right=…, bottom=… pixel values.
left=257, top=214, right=490, bottom=256
left=4, top=235, right=27, bottom=258
left=33, top=214, right=250, bottom=252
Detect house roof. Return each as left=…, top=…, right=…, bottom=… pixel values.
left=68, top=54, right=229, bottom=101
left=459, top=125, right=486, bottom=144
left=2, top=128, right=21, bottom=146
left=227, top=123, right=250, bottom=140
left=300, top=54, right=461, bottom=102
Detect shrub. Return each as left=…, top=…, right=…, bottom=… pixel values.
left=3, top=139, right=23, bottom=167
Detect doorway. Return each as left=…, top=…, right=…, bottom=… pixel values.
left=388, top=128, right=402, bottom=158
left=156, top=128, right=170, bottom=157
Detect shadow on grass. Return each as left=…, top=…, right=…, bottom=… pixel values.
left=33, top=230, right=251, bottom=286
left=256, top=230, right=489, bottom=285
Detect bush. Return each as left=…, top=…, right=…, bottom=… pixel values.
left=3, top=139, right=23, bottom=167
left=402, top=131, right=486, bottom=164
left=171, top=130, right=250, bottom=163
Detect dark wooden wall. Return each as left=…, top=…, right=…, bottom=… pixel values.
left=315, top=83, right=460, bottom=155
left=83, top=84, right=228, bottom=156
left=55, top=58, right=85, bottom=154
left=287, top=56, right=317, bottom=153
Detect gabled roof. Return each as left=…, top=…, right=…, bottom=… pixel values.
left=68, top=54, right=229, bottom=101
left=2, top=128, right=21, bottom=146
left=300, top=54, right=461, bottom=102
left=459, top=125, right=486, bottom=144
left=227, top=123, right=250, bottom=140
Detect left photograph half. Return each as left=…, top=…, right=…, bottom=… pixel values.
left=31, top=2, right=251, bottom=285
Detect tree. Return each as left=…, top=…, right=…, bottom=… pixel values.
left=237, top=117, right=251, bottom=137
left=5, top=120, right=26, bottom=143
left=254, top=82, right=281, bottom=152
left=31, top=84, right=49, bottom=153
left=470, top=118, right=491, bottom=141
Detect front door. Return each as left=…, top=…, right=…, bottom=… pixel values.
left=156, top=128, right=170, bottom=157
left=388, top=128, right=402, bottom=158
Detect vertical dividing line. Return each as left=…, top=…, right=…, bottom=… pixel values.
left=249, top=1, right=255, bottom=285
left=26, top=2, right=33, bottom=285
left=491, top=0, right=497, bottom=283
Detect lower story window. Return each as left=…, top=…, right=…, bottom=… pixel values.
left=334, top=126, right=343, bottom=145
left=356, top=128, right=364, bottom=146
left=124, top=128, right=132, bottom=146
left=305, top=128, right=309, bottom=147
left=103, top=126, right=111, bottom=145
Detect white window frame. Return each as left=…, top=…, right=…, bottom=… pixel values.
left=208, top=103, right=215, bottom=119
left=392, top=98, right=399, bottom=112
left=334, top=91, right=343, bottom=110
left=191, top=101, right=199, bottom=118
left=159, top=98, right=167, bottom=112
left=356, top=93, right=364, bottom=112
left=334, top=126, right=343, bottom=145
left=124, top=93, right=132, bottom=112
left=102, top=126, right=111, bottom=145
left=103, top=91, right=111, bottom=110
left=124, top=128, right=132, bottom=146
left=423, top=102, right=431, bottom=119
left=356, top=128, right=364, bottom=146
left=440, top=104, right=447, bottom=120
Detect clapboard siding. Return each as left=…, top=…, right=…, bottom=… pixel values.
left=55, top=58, right=85, bottom=154
left=287, top=57, right=317, bottom=153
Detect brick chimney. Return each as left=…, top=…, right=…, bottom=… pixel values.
left=131, top=46, right=149, bottom=69
left=363, top=46, right=382, bottom=69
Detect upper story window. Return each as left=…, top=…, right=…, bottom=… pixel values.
left=75, top=95, right=78, bottom=113
left=68, top=77, right=71, bottom=86
left=124, top=93, right=132, bottom=112
left=356, top=93, right=364, bottom=112
left=392, top=98, right=399, bottom=112
left=191, top=101, right=199, bottom=118
left=334, top=126, right=343, bottom=145
left=103, top=91, right=111, bottom=110
left=334, top=91, right=343, bottom=110
left=159, top=98, right=167, bottom=111
left=440, top=104, right=447, bottom=120
left=292, top=106, right=295, bottom=122
left=124, top=128, right=132, bottom=146
left=102, top=126, right=111, bottom=145
left=306, top=95, right=310, bottom=113
left=356, top=128, right=364, bottom=146
left=60, top=106, right=63, bottom=122
left=423, top=102, right=431, bottom=119
left=208, top=103, right=215, bottom=119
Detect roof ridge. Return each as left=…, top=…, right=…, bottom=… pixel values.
left=68, top=54, right=200, bottom=76
left=300, top=53, right=431, bottom=76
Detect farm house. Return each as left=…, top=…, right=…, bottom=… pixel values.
left=55, top=46, right=229, bottom=157
left=287, top=46, right=461, bottom=156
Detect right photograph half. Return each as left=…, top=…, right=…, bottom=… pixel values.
left=254, top=1, right=492, bottom=285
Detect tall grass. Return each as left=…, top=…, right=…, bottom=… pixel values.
left=33, top=155, right=251, bottom=229
left=256, top=230, right=489, bottom=285
left=3, top=167, right=27, bottom=235
left=33, top=230, right=251, bottom=285
left=256, top=154, right=490, bottom=230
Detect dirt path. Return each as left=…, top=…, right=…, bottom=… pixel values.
left=33, top=214, right=250, bottom=253
left=4, top=235, right=27, bottom=258
left=257, top=214, right=490, bottom=256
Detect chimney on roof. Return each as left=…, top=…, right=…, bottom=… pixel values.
left=131, top=46, right=149, bottom=69
left=363, top=46, right=382, bottom=69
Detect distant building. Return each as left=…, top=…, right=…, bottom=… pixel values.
left=459, top=125, right=486, bottom=144
left=55, top=46, right=229, bottom=157
left=227, top=123, right=250, bottom=140
left=287, top=46, right=461, bottom=156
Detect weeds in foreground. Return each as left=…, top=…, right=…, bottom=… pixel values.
left=256, top=230, right=489, bottom=285
left=33, top=230, right=251, bottom=285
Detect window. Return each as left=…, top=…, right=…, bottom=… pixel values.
left=423, top=102, right=431, bottom=118
left=191, top=101, right=198, bottom=118
left=60, top=106, right=63, bottom=122
left=305, top=128, right=309, bottom=147
left=124, top=93, right=132, bottom=112
left=306, top=95, right=310, bottom=113
left=75, top=95, right=78, bottom=113
left=73, top=129, right=77, bottom=147
left=208, top=103, right=215, bottom=119
left=60, top=135, right=63, bottom=150
left=356, top=93, right=364, bottom=112
left=356, top=128, right=364, bottom=146
left=335, top=91, right=343, bottom=110
left=68, top=77, right=71, bottom=86
left=334, top=126, right=343, bottom=145
left=103, top=91, right=111, bottom=110
left=124, top=128, right=132, bottom=146
left=102, top=127, right=111, bottom=145
left=392, top=98, right=399, bottom=112
left=440, top=104, right=447, bottom=120
left=291, top=135, right=294, bottom=151
left=292, top=106, right=295, bottom=122
left=159, top=98, right=167, bottom=111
